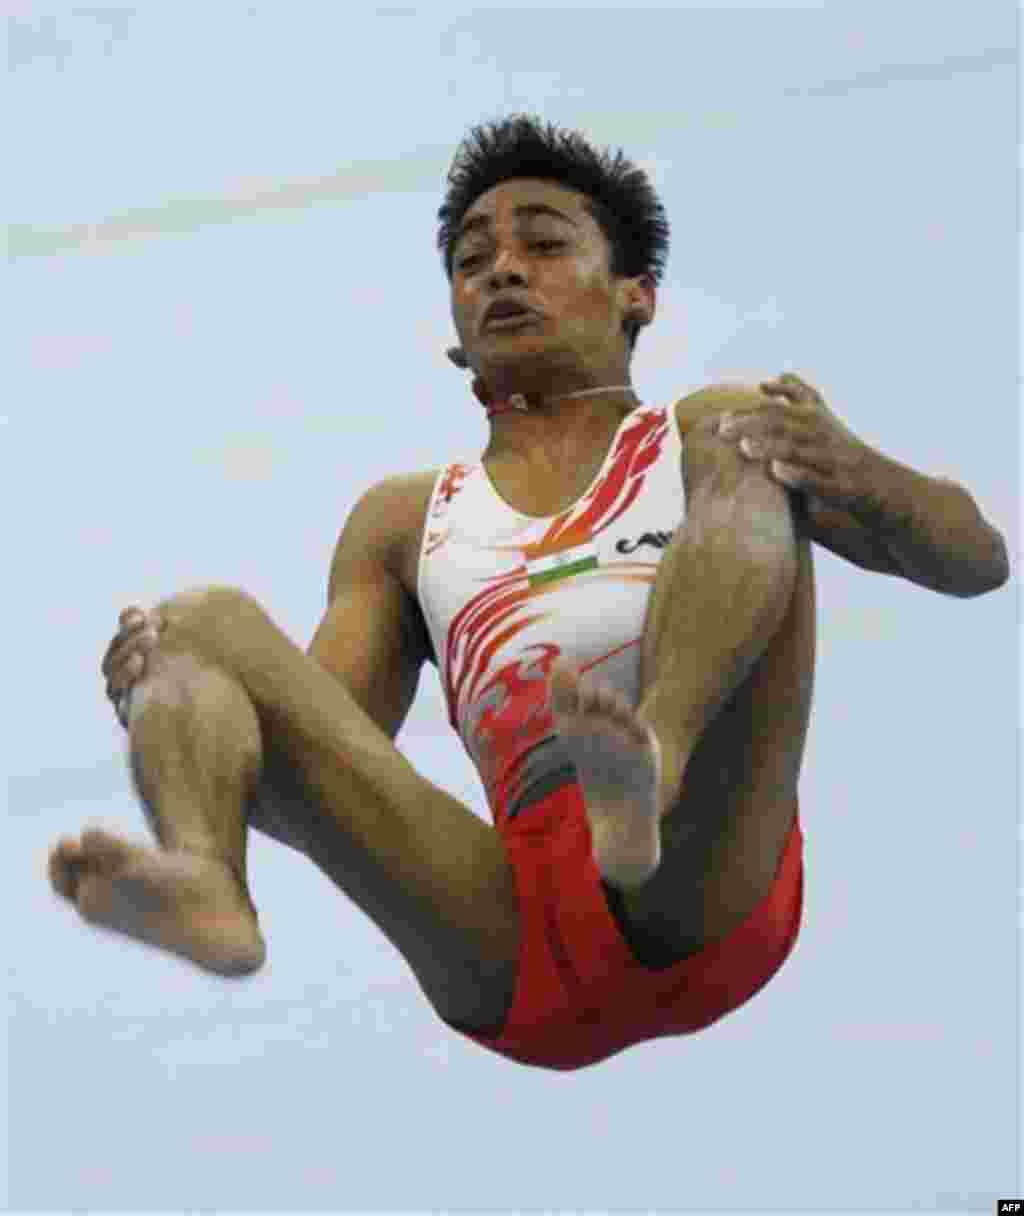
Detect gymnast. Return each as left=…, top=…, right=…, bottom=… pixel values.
left=50, top=115, right=1009, bottom=1070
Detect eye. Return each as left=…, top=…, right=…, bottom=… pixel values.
left=456, top=239, right=564, bottom=272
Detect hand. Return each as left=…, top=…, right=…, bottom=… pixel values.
left=716, top=372, right=881, bottom=515
left=102, top=606, right=164, bottom=727
left=102, top=587, right=262, bottom=728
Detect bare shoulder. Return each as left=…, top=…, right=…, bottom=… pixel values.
left=385, top=469, right=441, bottom=594
left=331, top=469, right=441, bottom=598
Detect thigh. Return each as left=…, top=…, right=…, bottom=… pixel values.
left=146, top=586, right=520, bottom=1028
left=622, top=537, right=816, bottom=955
left=250, top=749, right=521, bottom=1029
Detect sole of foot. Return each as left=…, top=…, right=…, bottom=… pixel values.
left=48, top=826, right=266, bottom=977
left=549, top=660, right=666, bottom=890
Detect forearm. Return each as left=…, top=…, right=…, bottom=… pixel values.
left=853, top=453, right=1009, bottom=597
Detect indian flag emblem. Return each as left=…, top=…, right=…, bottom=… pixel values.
left=525, top=540, right=599, bottom=589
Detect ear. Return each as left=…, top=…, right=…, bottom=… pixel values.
left=446, top=346, right=491, bottom=405
left=624, top=274, right=656, bottom=329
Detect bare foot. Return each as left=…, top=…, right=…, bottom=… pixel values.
left=549, top=661, right=676, bottom=890
left=48, top=827, right=265, bottom=976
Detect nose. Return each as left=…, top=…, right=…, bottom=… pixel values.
left=488, top=249, right=528, bottom=291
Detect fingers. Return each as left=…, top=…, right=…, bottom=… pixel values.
left=101, top=615, right=151, bottom=679
left=105, top=631, right=159, bottom=697
left=109, top=652, right=145, bottom=699
left=760, top=372, right=805, bottom=394
left=760, top=372, right=820, bottom=407
left=102, top=609, right=163, bottom=713
left=720, top=406, right=812, bottom=444
left=715, top=374, right=844, bottom=501
left=738, top=432, right=832, bottom=481
left=718, top=374, right=820, bottom=441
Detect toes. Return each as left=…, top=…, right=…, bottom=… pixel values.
left=578, top=675, right=621, bottom=718
left=52, top=836, right=83, bottom=864
left=550, top=663, right=645, bottom=731
left=608, top=688, right=629, bottom=716
left=576, top=675, right=600, bottom=715
left=590, top=682, right=618, bottom=718
left=48, top=838, right=82, bottom=899
left=80, top=826, right=137, bottom=875
left=549, top=660, right=580, bottom=717
left=589, top=682, right=633, bottom=727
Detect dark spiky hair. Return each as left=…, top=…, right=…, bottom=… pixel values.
left=437, top=115, right=670, bottom=354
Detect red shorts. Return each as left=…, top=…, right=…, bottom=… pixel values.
left=443, top=777, right=804, bottom=1071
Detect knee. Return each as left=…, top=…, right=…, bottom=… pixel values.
left=155, top=584, right=259, bottom=637
left=128, top=650, right=262, bottom=774
left=150, top=584, right=266, bottom=668
left=129, top=644, right=251, bottom=711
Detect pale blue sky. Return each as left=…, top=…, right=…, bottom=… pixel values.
left=8, top=3, right=1019, bottom=1213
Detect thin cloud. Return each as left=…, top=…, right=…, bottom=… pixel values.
left=783, top=47, right=1014, bottom=98
left=11, top=48, right=1011, bottom=259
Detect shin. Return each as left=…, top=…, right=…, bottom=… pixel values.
left=125, top=651, right=262, bottom=904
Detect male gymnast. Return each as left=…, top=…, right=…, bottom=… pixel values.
left=50, top=116, right=1009, bottom=1070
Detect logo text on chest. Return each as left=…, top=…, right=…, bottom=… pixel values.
left=615, top=529, right=674, bottom=554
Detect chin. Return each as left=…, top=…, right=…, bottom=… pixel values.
left=480, top=336, right=570, bottom=375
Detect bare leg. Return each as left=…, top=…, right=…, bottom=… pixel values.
left=549, top=662, right=670, bottom=889
left=49, top=647, right=266, bottom=975
left=55, top=589, right=519, bottom=1027
left=622, top=534, right=814, bottom=960
left=549, top=439, right=811, bottom=965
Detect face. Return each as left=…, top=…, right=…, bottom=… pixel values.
left=449, top=178, right=653, bottom=385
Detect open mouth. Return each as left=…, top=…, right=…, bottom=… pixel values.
left=482, top=299, right=536, bottom=330
left=484, top=312, right=537, bottom=330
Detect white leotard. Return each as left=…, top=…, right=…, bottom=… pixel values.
left=417, top=404, right=687, bottom=824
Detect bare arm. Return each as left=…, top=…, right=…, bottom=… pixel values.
left=309, top=476, right=429, bottom=739
left=698, top=377, right=1009, bottom=596
left=847, top=458, right=1010, bottom=597
left=676, top=383, right=899, bottom=578
left=797, top=495, right=905, bottom=577
left=247, top=476, right=430, bottom=851
left=793, top=468, right=1008, bottom=596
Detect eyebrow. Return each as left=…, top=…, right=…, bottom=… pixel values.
left=456, top=203, right=579, bottom=242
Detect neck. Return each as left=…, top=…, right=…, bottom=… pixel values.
left=485, top=382, right=638, bottom=419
